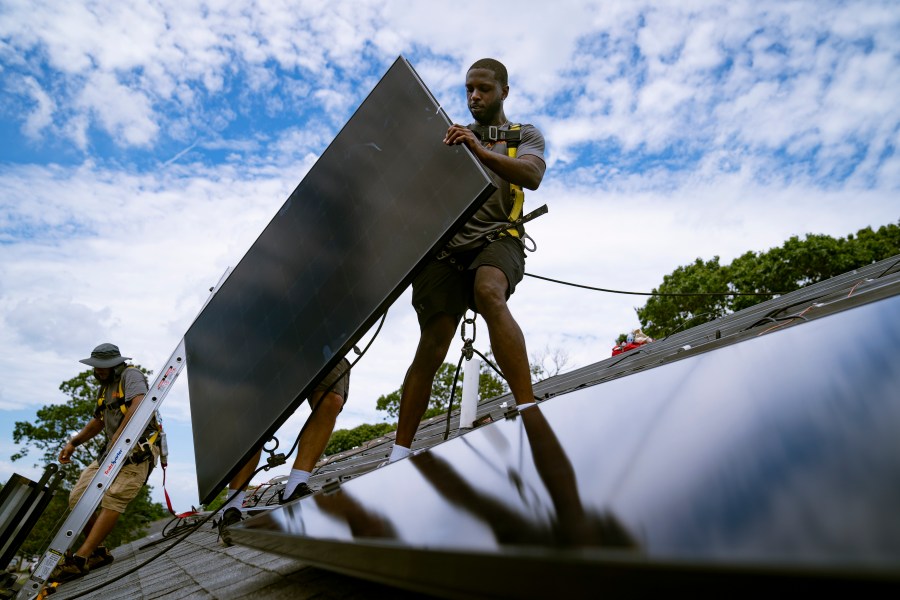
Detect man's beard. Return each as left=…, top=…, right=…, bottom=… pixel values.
left=469, top=97, right=502, bottom=124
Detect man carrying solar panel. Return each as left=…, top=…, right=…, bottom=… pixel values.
left=217, top=357, right=351, bottom=544
left=389, top=58, right=547, bottom=462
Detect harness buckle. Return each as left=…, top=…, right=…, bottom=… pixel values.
left=487, top=125, right=499, bottom=142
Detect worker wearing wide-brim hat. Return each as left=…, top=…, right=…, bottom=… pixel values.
left=52, top=343, right=159, bottom=584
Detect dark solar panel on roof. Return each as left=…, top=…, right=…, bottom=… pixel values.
left=184, top=56, right=496, bottom=503
left=230, top=267, right=900, bottom=597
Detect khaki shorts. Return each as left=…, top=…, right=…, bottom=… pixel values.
left=69, top=446, right=159, bottom=513
left=313, top=357, right=350, bottom=404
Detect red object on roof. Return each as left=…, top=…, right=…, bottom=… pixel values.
left=611, top=342, right=644, bottom=356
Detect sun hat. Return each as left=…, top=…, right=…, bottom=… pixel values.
left=79, top=343, right=131, bottom=368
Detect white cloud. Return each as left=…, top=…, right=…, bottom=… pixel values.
left=20, top=76, right=56, bottom=139
left=1, top=0, right=898, bottom=511
left=74, top=72, right=159, bottom=146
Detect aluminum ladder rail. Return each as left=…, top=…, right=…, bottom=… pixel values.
left=16, top=340, right=187, bottom=600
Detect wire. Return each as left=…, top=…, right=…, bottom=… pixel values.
left=442, top=353, right=466, bottom=441
left=524, top=272, right=783, bottom=297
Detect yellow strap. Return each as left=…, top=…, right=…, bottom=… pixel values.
left=506, top=124, right=523, bottom=238
left=97, top=366, right=139, bottom=415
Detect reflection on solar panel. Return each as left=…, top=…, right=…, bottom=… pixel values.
left=185, top=56, right=496, bottom=503
left=231, top=284, right=900, bottom=596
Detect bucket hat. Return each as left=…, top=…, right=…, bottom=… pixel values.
left=79, top=343, right=130, bottom=368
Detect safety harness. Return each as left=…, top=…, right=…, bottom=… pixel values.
left=96, top=366, right=160, bottom=467
left=467, top=123, right=548, bottom=249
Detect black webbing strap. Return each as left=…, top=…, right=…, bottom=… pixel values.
left=468, top=124, right=521, bottom=145
left=486, top=204, right=549, bottom=242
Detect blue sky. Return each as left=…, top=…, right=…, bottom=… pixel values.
left=1, top=0, right=898, bottom=512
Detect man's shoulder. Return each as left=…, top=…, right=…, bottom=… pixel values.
left=512, top=123, right=545, bottom=156
left=122, top=366, right=144, bottom=380
left=121, top=365, right=149, bottom=391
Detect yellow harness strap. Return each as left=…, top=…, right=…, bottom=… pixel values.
left=505, top=124, right=524, bottom=238
left=97, top=366, right=159, bottom=444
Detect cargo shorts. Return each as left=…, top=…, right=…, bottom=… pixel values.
left=412, top=236, right=525, bottom=328
left=69, top=446, right=159, bottom=513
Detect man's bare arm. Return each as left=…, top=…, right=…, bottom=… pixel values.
left=444, top=125, right=546, bottom=190
left=59, top=417, right=104, bottom=463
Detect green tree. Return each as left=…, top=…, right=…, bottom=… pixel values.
left=324, top=422, right=397, bottom=456
left=12, top=370, right=111, bottom=487
left=376, top=357, right=509, bottom=420
left=637, top=222, right=900, bottom=338
left=11, top=368, right=168, bottom=556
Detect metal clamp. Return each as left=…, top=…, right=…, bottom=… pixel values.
left=460, top=313, right=476, bottom=360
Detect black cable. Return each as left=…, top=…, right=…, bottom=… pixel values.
left=876, top=257, right=900, bottom=279
left=660, top=312, right=716, bottom=341
left=524, top=272, right=783, bottom=297
left=442, top=353, right=466, bottom=441
left=441, top=342, right=540, bottom=439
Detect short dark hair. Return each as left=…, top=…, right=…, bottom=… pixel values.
left=468, top=58, right=508, bottom=87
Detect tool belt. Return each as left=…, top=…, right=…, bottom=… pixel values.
left=124, top=439, right=156, bottom=466
left=435, top=245, right=485, bottom=271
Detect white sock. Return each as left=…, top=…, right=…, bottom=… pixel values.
left=389, top=445, right=411, bottom=463
left=223, top=489, right=245, bottom=512
left=283, top=469, right=311, bottom=497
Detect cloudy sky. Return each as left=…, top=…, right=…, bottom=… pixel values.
left=1, top=0, right=898, bottom=511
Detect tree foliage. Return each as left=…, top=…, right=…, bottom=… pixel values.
left=324, top=422, right=397, bottom=456
left=13, top=370, right=108, bottom=487
left=376, top=357, right=509, bottom=420
left=637, top=222, right=900, bottom=338
left=10, top=367, right=167, bottom=557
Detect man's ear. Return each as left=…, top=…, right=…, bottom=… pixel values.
left=501, top=85, right=509, bottom=101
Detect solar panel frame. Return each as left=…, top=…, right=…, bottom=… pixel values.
left=185, top=56, right=497, bottom=503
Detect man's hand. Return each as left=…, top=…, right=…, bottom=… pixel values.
left=444, top=123, right=545, bottom=190
left=59, top=442, right=76, bottom=464
left=444, top=124, right=480, bottom=153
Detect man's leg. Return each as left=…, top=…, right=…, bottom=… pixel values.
left=217, top=449, right=262, bottom=545
left=474, top=265, right=535, bottom=406
left=280, top=390, right=344, bottom=501
left=80, top=512, right=98, bottom=540
left=394, top=313, right=458, bottom=450
left=74, top=508, right=121, bottom=558
left=293, top=390, right=344, bottom=473
left=223, top=448, right=262, bottom=511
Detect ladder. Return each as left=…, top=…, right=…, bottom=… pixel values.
left=16, top=271, right=230, bottom=600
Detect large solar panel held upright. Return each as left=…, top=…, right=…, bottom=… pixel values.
left=185, top=56, right=496, bottom=503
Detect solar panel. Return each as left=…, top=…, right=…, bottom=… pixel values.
left=231, top=291, right=900, bottom=595
left=185, top=56, right=496, bottom=503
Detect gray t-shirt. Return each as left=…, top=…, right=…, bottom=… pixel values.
left=96, top=366, right=154, bottom=442
left=446, top=122, right=546, bottom=251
